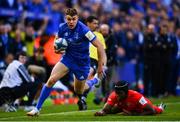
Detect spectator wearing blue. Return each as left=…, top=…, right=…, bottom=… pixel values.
left=45, top=0, right=65, bottom=35
left=26, top=0, right=48, bottom=33
left=0, top=23, right=13, bottom=61
left=0, top=0, right=19, bottom=9
left=0, top=53, right=14, bottom=81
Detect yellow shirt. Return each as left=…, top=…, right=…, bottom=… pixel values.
left=89, top=31, right=106, bottom=60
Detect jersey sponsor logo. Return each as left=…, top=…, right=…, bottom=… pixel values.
left=79, top=75, right=84, bottom=80
left=85, top=31, right=95, bottom=41
left=139, top=96, right=147, bottom=105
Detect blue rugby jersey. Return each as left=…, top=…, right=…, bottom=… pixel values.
left=58, top=21, right=96, bottom=65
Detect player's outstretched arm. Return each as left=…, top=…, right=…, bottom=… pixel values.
left=94, top=103, right=112, bottom=116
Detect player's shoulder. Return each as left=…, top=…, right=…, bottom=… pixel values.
left=59, top=22, right=67, bottom=28
left=58, top=23, right=69, bottom=35
left=9, top=60, right=21, bottom=68
left=12, top=60, right=21, bottom=65
left=129, top=90, right=141, bottom=94
left=109, top=91, right=117, bottom=98
left=128, top=90, right=142, bottom=98
left=77, top=21, right=89, bottom=32
left=107, top=91, right=117, bottom=102
left=78, top=21, right=87, bottom=27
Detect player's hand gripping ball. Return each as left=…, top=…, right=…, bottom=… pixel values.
left=54, top=38, right=68, bottom=52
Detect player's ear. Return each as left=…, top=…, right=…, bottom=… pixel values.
left=76, top=15, right=79, bottom=20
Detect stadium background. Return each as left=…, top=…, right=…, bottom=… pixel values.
left=0, top=0, right=180, bottom=121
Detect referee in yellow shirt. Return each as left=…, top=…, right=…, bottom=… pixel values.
left=85, top=16, right=107, bottom=104
left=86, top=16, right=107, bottom=81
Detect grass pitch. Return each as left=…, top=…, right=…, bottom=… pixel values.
left=0, top=93, right=180, bottom=121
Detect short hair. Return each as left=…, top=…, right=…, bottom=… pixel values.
left=65, top=8, right=78, bottom=16
left=114, top=80, right=129, bottom=94
left=86, top=16, right=98, bottom=23
left=159, top=24, right=168, bottom=33
left=15, top=51, right=27, bottom=60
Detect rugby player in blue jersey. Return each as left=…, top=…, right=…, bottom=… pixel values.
left=27, top=8, right=106, bottom=116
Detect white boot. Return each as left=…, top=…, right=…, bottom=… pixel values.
left=158, top=102, right=166, bottom=111
left=26, top=107, right=39, bottom=116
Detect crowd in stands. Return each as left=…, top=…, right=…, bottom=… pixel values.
left=0, top=0, right=180, bottom=111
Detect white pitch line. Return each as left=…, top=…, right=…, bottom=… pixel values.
left=0, top=101, right=180, bottom=120
left=0, top=109, right=97, bottom=120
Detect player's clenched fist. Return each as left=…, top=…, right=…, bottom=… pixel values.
left=54, top=49, right=65, bottom=54
left=94, top=111, right=106, bottom=116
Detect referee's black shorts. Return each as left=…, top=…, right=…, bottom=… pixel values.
left=90, top=58, right=98, bottom=75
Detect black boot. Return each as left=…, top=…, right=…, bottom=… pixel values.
left=77, top=99, right=87, bottom=111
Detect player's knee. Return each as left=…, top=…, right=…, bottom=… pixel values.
left=46, top=77, right=57, bottom=87
left=74, top=88, right=83, bottom=94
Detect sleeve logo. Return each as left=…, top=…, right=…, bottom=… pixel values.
left=139, top=97, right=147, bottom=105
left=85, top=31, right=95, bottom=41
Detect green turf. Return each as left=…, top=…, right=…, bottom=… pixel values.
left=0, top=93, right=180, bottom=121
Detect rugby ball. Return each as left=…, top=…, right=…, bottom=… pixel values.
left=54, top=38, right=68, bottom=51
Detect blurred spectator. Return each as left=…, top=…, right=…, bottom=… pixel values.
left=45, top=1, right=65, bottom=35
left=25, top=0, right=48, bottom=34
left=0, top=53, right=14, bottom=81
left=122, top=30, right=139, bottom=62
left=17, top=0, right=28, bottom=11
left=176, top=28, right=180, bottom=95
left=117, top=30, right=139, bottom=88
left=143, top=24, right=157, bottom=97
left=24, top=22, right=36, bottom=56
left=114, top=0, right=131, bottom=13
left=0, top=22, right=13, bottom=60
left=26, top=47, right=48, bottom=82
left=0, top=0, right=19, bottom=24
left=99, top=24, right=118, bottom=101
left=167, top=28, right=180, bottom=95
left=0, top=0, right=19, bottom=9
left=0, top=51, right=38, bottom=112
left=157, top=24, right=177, bottom=97
left=9, top=28, right=26, bottom=55
left=143, top=23, right=177, bottom=97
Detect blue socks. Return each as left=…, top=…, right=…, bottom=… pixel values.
left=36, top=85, right=52, bottom=110
left=86, top=78, right=98, bottom=89
left=83, top=78, right=98, bottom=97
left=36, top=78, right=99, bottom=110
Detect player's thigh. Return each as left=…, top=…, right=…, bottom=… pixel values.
left=74, top=77, right=86, bottom=93
left=49, top=62, right=69, bottom=82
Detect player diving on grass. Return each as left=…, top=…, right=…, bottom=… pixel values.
left=94, top=80, right=166, bottom=116
left=27, top=8, right=106, bottom=116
